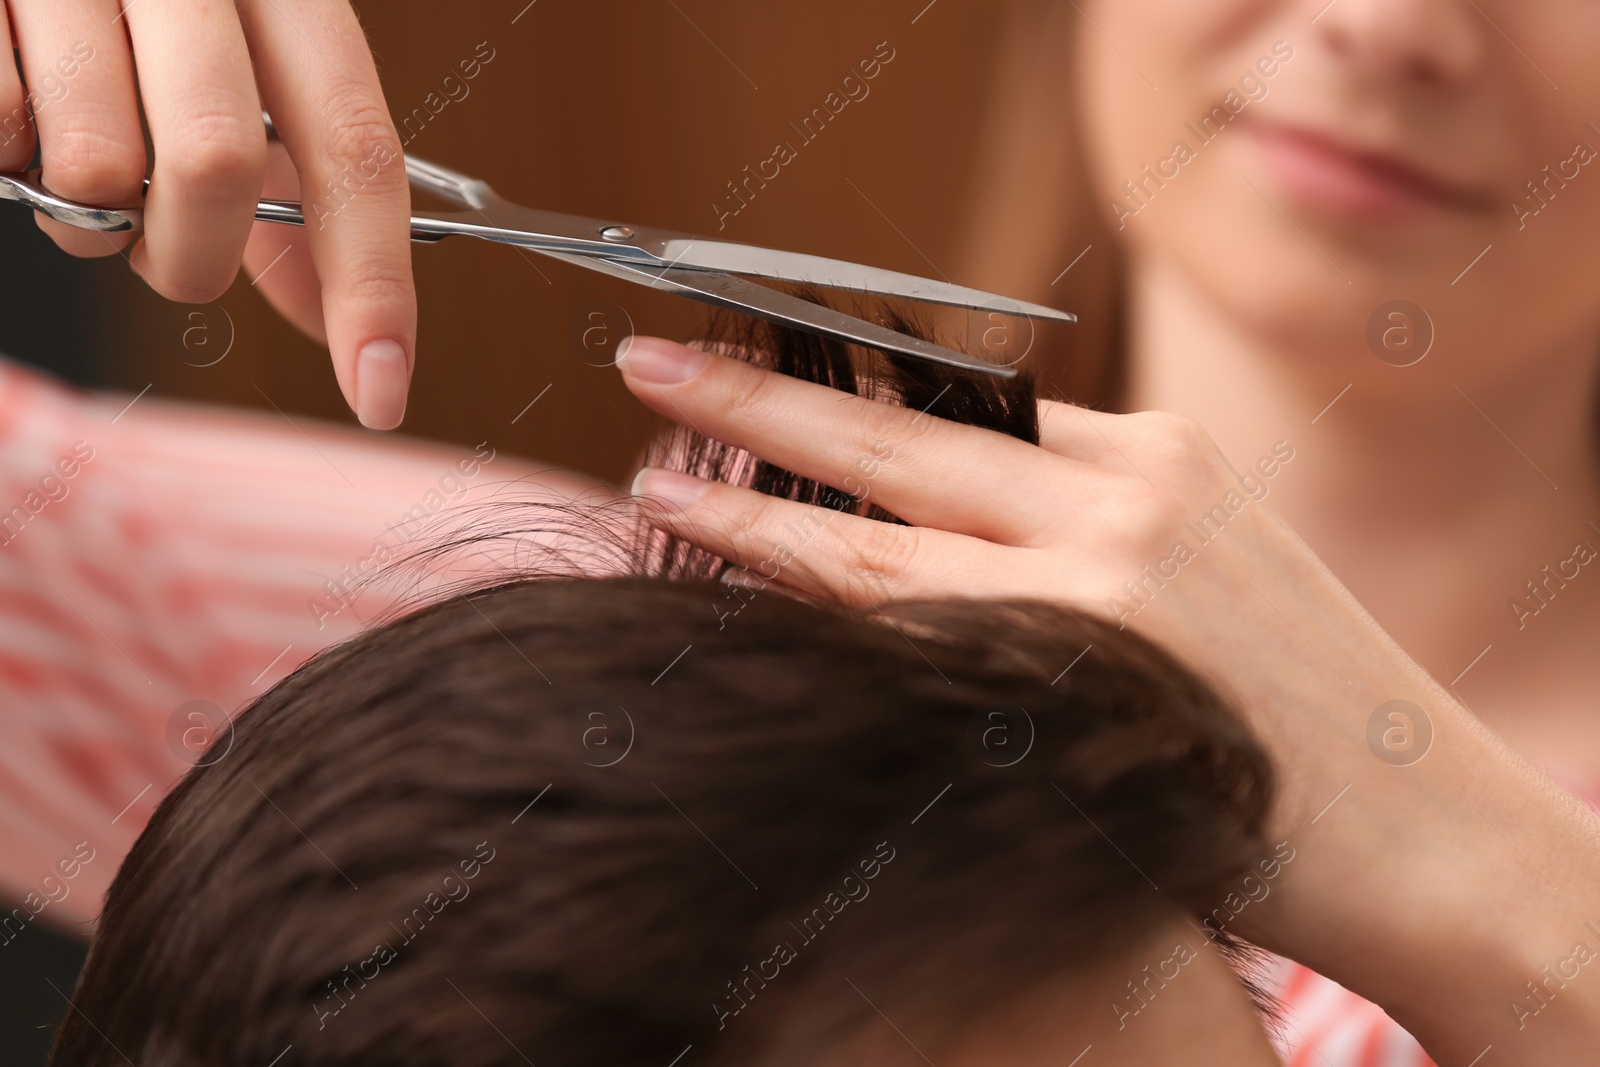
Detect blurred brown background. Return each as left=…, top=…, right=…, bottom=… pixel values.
left=71, top=0, right=1071, bottom=486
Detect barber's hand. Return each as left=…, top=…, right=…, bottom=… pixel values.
left=617, top=336, right=1600, bottom=1066
left=0, top=1, right=414, bottom=430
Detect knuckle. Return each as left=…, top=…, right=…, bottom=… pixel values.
left=162, top=109, right=266, bottom=191
left=1128, top=408, right=1198, bottom=440
left=45, top=124, right=146, bottom=203
left=852, top=399, right=936, bottom=460
left=318, top=99, right=405, bottom=190
left=717, top=493, right=798, bottom=582
left=1169, top=411, right=1214, bottom=449
left=1119, top=484, right=1190, bottom=553
left=145, top=271, right=231, bottom=305
left=719, top=361, right=785, bottom=421
left=734, top=494, right=786, bottom=549
left=332, top=254, right=417, bottom=305
left=1128, top=410, right=1217, bottom=465
left=843, top=519, right=919, bottom=600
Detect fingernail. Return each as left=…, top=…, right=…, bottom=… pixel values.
left=630, top=467, right=711, bottom=510
left=356, top=340, right=409, bottom=430
left=615, top=336, right=709, bottom=385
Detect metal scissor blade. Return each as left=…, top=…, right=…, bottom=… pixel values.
left=542, top=250, right=1015, bottom=378
left=259, top=190, right=1074, bottom=328
left=653, top=239, right=1076, bottom=324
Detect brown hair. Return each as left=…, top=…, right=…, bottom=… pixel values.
left=52, top=307, right=1273, bottom=1067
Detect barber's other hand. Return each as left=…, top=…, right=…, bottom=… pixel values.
left=0, top=0, right=414, bottom=430
left=617, top=335, right=1600, bottom=1066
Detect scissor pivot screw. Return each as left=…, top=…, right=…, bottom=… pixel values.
left=600, top=225, right=635, bottom=242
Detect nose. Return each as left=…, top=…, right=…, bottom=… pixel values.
left=1314, top=0, right=1486, bottom=87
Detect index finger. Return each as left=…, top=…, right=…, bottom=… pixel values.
left=236, top=0, right=416, bottom=430
left=615, top=335, right=1078, bottom=543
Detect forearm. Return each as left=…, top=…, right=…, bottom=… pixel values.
left=1174, top=515, right=1600, bottom=1063
left=1398, top=790, right=1600, bottom=1064
left=1298, top=704, right=1600, bottom=1064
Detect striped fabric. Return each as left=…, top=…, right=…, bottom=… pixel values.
left=1271, top=958, right=1436, bottom=1067
left=0, top=357, right=1547, bottom=1065
left=0, top=356, right=604, bottom=937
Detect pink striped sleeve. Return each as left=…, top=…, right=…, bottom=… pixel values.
left=0, top=358, right=610, bottom=933
left=1271, top=957, right=1437, bottom=1067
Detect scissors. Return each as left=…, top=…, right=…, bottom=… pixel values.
left=0, top=118, right=1073, bottom=377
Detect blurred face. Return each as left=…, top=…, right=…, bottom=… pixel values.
left=1077, top=0, right=1600, bottom=390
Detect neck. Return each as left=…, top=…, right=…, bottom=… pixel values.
left=1121, top=254, right=1600, bottom=689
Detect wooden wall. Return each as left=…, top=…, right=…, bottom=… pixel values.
left=95, top=1, right=1035, bottom=484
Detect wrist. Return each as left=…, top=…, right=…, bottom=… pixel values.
left=1277, top=713, right=1600, bottom=1064
left=1385, top=766, right=1600, bottom=1064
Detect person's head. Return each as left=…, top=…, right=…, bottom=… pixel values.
left=966, top=0, right=1600, bottom=405
left=52, top=310, right=1287, bottom=1066
left=53, top=577, right=1284, bottom=1066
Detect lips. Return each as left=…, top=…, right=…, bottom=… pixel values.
left=1245, top=118, right=1497, bottom=220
